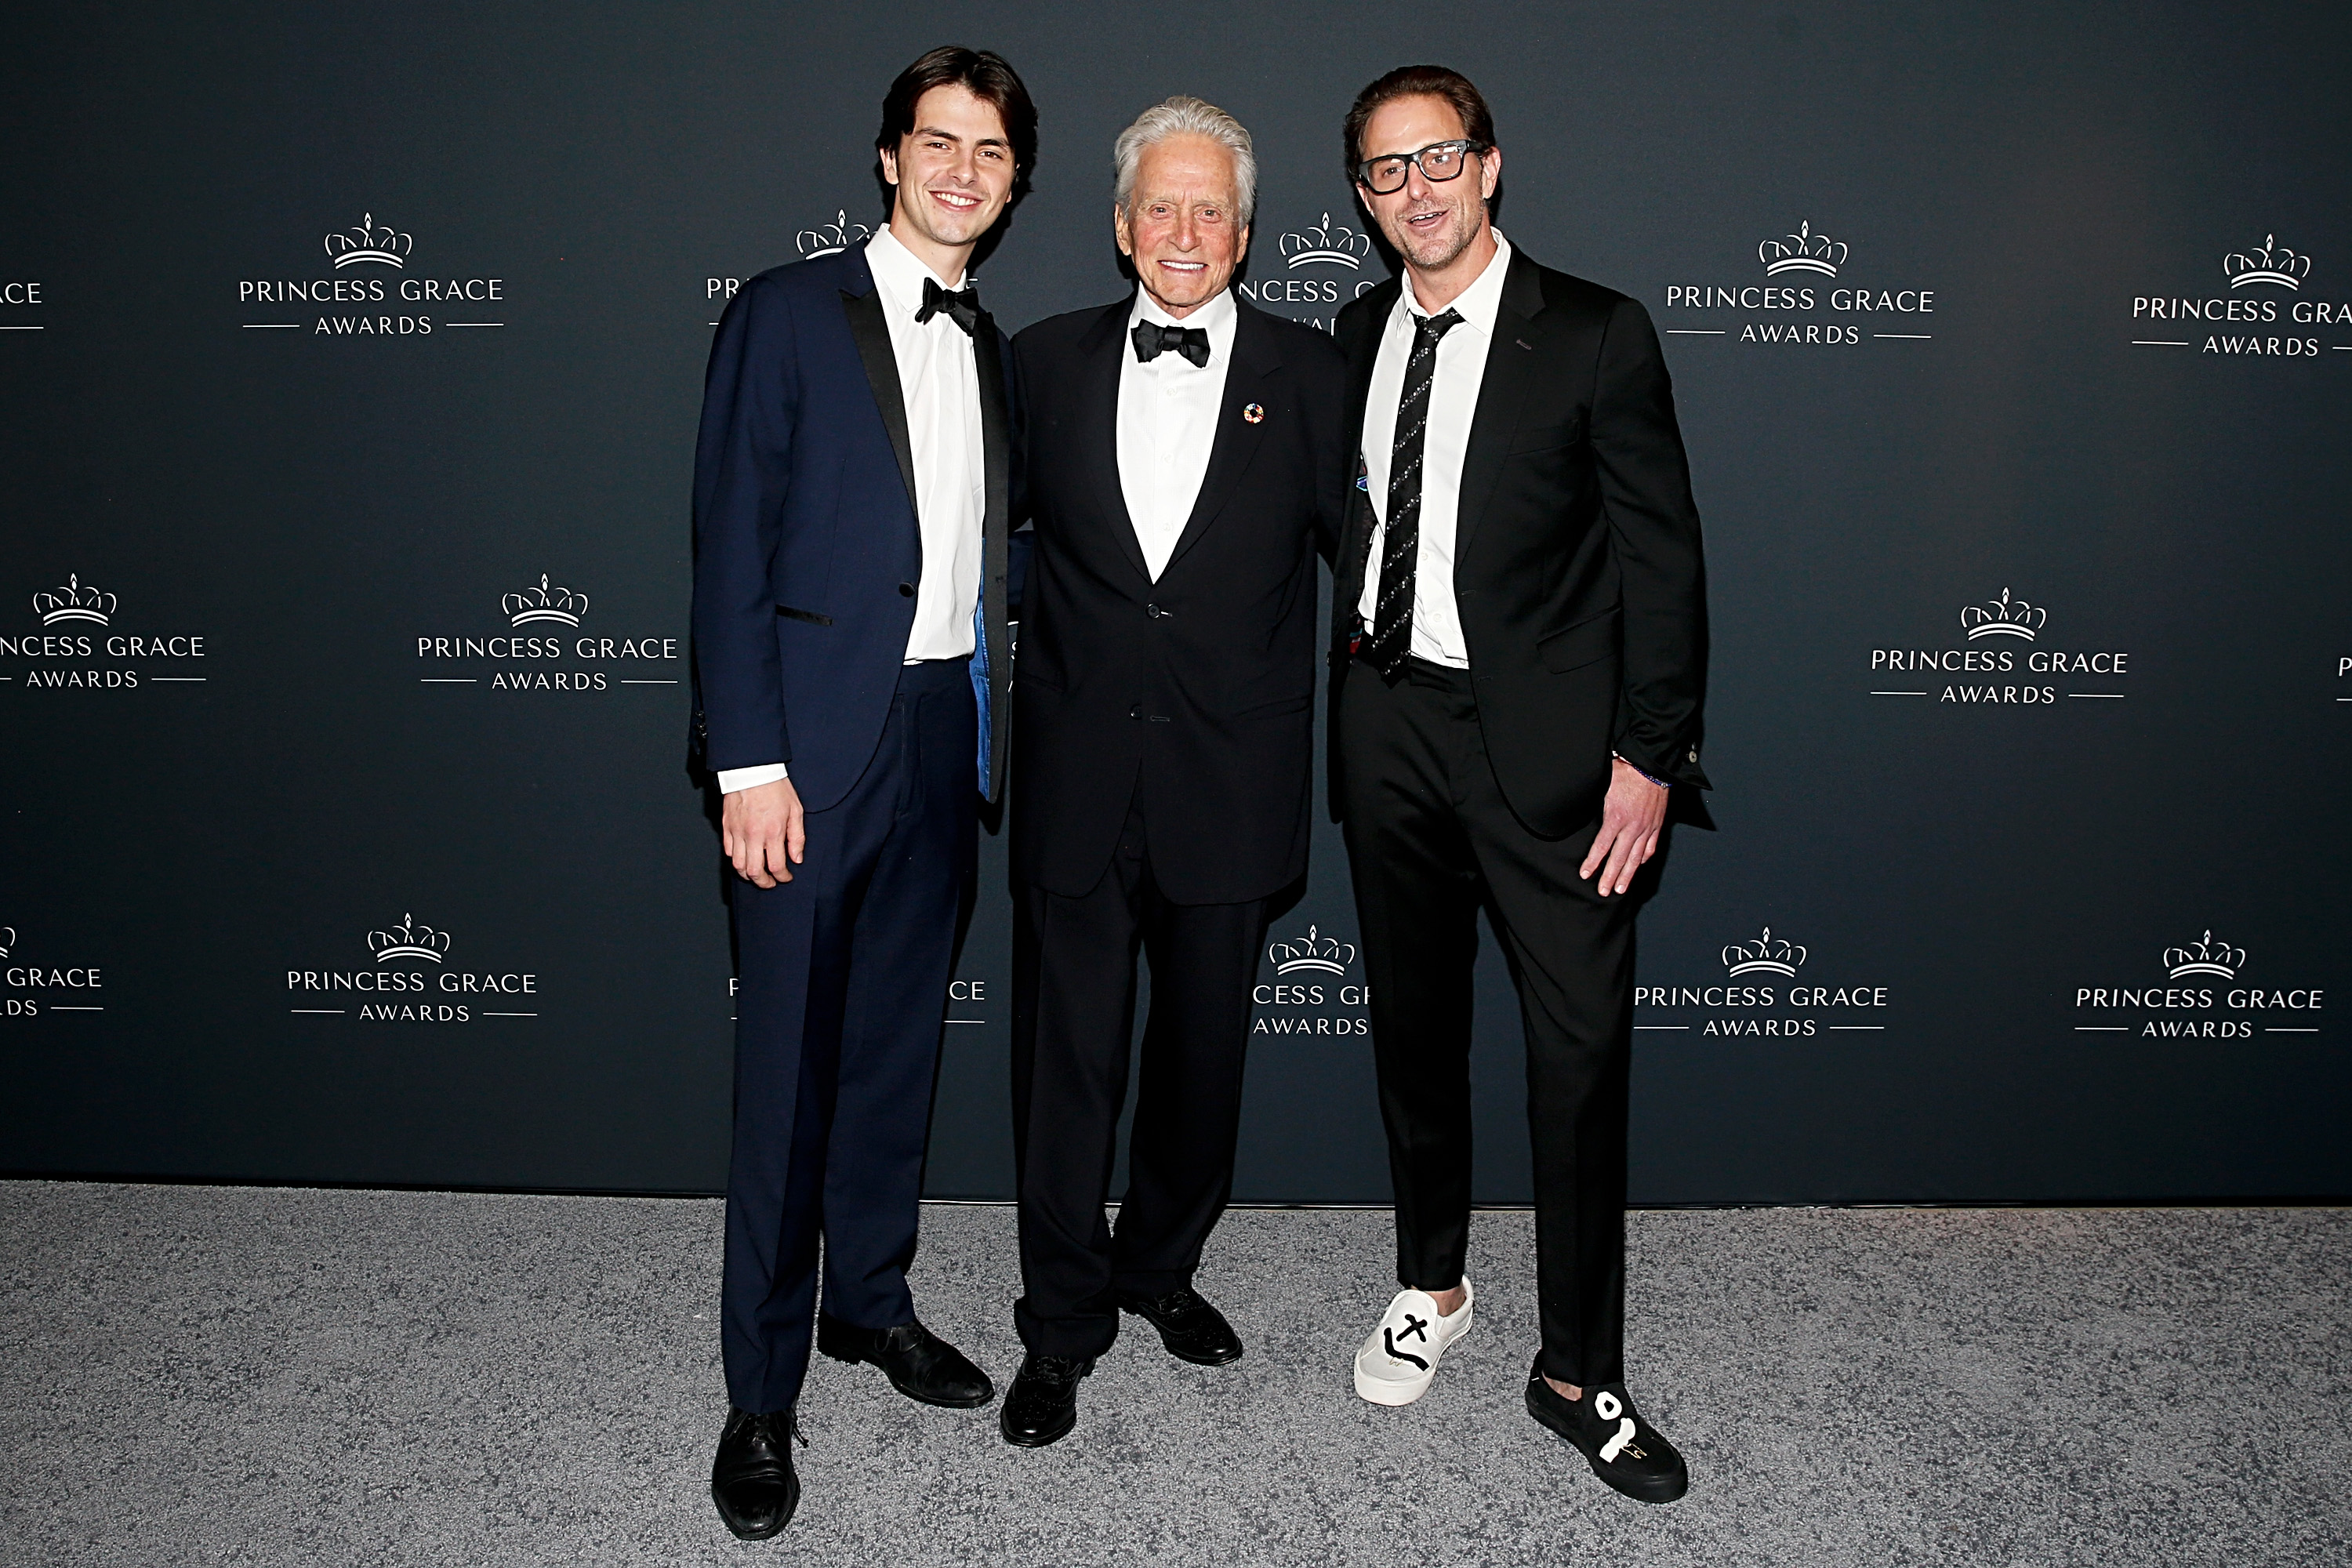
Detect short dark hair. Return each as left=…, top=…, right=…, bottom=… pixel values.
left=876, top=46, right=1038, bottom=205
left=1341, top=64, right=1496, bottom=181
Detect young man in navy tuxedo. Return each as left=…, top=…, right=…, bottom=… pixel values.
left=688, top=45, right=1029, bottom=1541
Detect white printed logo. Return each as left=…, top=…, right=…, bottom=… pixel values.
left=502, top=574, right=588, bottom=629
left=796, top=210, right=873, bottom=260
left=1279, top=213, right=1372, bottom=270
left=368, top=914, right=452, bottom=964
left=1758, top=220, right=1847, bottom=278
left=1592, top=1391, right=1644, bottom=1462
left=1960, top=588, right=2046, bottom=642
left=2164, top=930, right=2245, bottom=981
left=2223, top=234, right=2311, bottom=292
left=324, top=213, right=414, bottom=270
left=33, top=573, right=114, bottom=626
left=1722, top=927, right=1806, bottom=978
left=1269, top=924, right=1356, bottom=975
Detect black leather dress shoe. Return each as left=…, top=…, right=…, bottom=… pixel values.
left=1116, top=1285, right=1244, bottom=1367
left=710, top=1406, right=802, bottom=1541
left=1523, top=1360, right=1690, bottom=1504
left=816, top=1315, right=993, bottom=1408
left=999, top=1352, right=1093, bottom=1447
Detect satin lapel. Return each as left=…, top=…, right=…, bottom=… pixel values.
left=837, top=273, right=920, bottom=521
left=975, top=316, right=1012, bottom=798
left=1079, top=301, right=1152, bottom=583
left=1160, top=301, right=1280, bottom=575
left=1451, top=252, right=1548, bottom=568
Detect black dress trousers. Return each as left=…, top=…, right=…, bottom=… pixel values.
left=1339, top=655, right=1639, bottom=1390
left=1009, top=795, right=1267, bottom=1359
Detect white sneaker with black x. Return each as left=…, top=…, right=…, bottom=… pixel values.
left=1352, top=1280, right=1475, bottom=1406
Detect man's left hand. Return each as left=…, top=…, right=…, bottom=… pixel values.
left=1578, top=757, right=1668, bottom=898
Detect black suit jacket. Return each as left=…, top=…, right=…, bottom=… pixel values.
left=1011, top=295, right=1349, bottom=904
left=1330, top=248, right=1711, bottom=836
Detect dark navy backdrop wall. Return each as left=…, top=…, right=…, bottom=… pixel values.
left=4, top=2, right=2346, bottom=1202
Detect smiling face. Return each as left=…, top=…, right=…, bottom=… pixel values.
left=1356, top=94, right=1501, bottom=278
left=879, top=84, right=1017, bottom=276
left=1115, top=133, right=1249, bottom=318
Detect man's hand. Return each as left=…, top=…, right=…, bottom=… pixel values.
left=1578, top=757, right=1668, bottom=898
left=722, top=777, right=806, bottom=887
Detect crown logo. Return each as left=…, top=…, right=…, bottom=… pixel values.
left=2223, top=234, right=2310, bottom=291
left=1722, top=925, right=1807, bottom=978
left=1959, top=587, right=2045, bottom=641
left=368, top=913, right=451, bottom=964
left=2163, top=929, right=2245, bottom=981
left=796, top=209, right=873, bottom=260
left=502, top=573, right=588, bottom=628
left=1759, top=220, right=1847, bottom=278
left=323, top=212, right=414, bottom=270
left=1268, top=924, right=1356, bottom=975
left=32, top=572, right=117, bottom=626
left=1279, top=212, right=1372, bottom=270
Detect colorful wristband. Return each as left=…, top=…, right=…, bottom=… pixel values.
left=1612, top=752, right=1672, bottom=791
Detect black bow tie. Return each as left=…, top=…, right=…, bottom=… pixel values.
left=1132, top=319, right=1211, bottom=368
left=916, top=276, right=982, bottom=336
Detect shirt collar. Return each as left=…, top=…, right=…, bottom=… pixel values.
left=1402, top=230, right=1513, bottom=336
left=864, top=224, right=966, bottom=319
left=1127, top=286, right=1238, bottom=366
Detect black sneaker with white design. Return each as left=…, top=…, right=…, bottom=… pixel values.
left=1523, top=1360, right=1689, bottom=1504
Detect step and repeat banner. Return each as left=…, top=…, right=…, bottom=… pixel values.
left=4, top=2, right=2346, bottom=1203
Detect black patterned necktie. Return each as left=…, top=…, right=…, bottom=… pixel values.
left=916, top=276, right=982, bottom=336
left=1131, top=319, right=1211, bottom=368
left=1364, top=307, right=1464, bottom=681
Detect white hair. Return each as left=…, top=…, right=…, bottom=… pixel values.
left=1112, top=95, right=1257, bottom=227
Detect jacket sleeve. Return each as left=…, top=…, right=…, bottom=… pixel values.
left=1007, top=328, right=1034, bottom=618
left=1589, top=294, right=1711, bottom=790
left=690, top=274, right=799, bottom=773
left=1307, top=336, right=1351, bottom=570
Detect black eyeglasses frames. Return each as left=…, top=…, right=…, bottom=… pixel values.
left=1355, top=139, right=1491, bottom=195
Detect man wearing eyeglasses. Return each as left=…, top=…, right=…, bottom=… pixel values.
left=1328, top=65, right=1711, bottom=1505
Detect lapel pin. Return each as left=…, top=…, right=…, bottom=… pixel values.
left=1242, top=402, right=1265, bottom=424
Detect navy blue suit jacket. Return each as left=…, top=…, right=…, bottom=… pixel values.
left=690, top=240, right=1016, bottom=811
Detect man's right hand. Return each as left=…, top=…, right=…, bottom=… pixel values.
left=722, top=777, right=805, bottom=887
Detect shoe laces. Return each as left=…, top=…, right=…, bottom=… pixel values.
left=755, top=1408, right=808, bottom=1449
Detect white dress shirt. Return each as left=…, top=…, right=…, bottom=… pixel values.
left=719, top=226, right=986, bottom=794
left=1355, top=231, right=1515, bottom=669
left=1118, top=288, right=1236, bottom=581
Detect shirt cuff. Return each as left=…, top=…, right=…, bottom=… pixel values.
left=1612, top=752, right=1671, bottom=791
left=717, top=762, right=789, bottom=794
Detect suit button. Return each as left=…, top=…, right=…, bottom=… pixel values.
left=1145, top=602, right=1163, bottom=619
left=1688, top=748, right=1700, bottom=763
left=1129, top=704, right=1142, bottom=720
left=898, top=581, right=916, bottom=597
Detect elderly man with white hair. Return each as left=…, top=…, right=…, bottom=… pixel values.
left=999, top=95, right=1350, bottom=1447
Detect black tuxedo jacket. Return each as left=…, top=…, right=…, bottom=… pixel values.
left=1330, top=248, right=1711, bottom=836
left=1010, top=294, right=1349, bottom=904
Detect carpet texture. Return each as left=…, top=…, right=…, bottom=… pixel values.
left=1, top=1183, right=2345, bottom=1566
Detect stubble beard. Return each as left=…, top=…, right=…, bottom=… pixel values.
left=1390, top=197, right=1479, bottom=273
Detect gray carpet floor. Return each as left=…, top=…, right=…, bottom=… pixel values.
left=1, top=1184, right=2345, bottom=1566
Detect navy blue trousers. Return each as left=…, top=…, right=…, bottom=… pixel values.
left=722, top=658, right=975, bottom=1414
